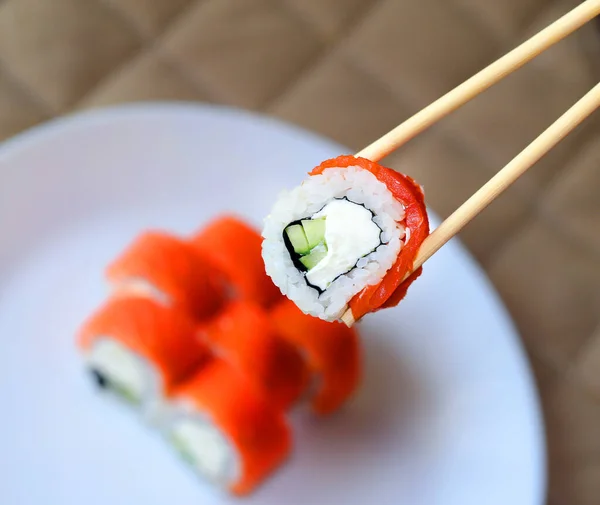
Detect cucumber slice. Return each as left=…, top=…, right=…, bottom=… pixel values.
left=301, top=218, right=326, bottom=249
left=113, top=382, right=140, bottom=405
left=299, top=245, right=328, bottom=270
left=171, top=434, right=196, bottom=466
left=285, top=224, right=310, bottom=254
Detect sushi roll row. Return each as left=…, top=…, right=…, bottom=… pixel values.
left=76, top=215, right=362, bottom=496
left=262, top=155, right=430, bottom=324
left=106, top=217, right=283, bottom=320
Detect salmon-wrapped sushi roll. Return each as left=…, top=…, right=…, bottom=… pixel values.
left=270, top=299, right=361, bottom=416
left=165, top=358, right=291, bottom=496
left=262, top=156, right=429, bottom=324
left=197, top=301, right=309, bottom=410
left=107, top=230, right=225, bottom=321
left=191, top=215, right=282, bottom=308
left=77, top=297, right=210, bottom=418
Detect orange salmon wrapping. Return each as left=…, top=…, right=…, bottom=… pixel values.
left=106, top=231, right=226, bottom=321
left=197, top=301, right=309, bottom=410
left=172, top=358, right=291, bottom=496
left=77, top=296, right=210, bottom=396
left=191, top=215, right=283, bottom=308
left=270, top=299, right=361, bottom=415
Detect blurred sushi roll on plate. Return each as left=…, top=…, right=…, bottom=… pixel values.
left=77, top=296, right=211, bottom=422
left=106, top=230, right=226, bottom=321
left=191, top=215, right=283, bottom=308
left=270, top=299, right=361, bottom=416
left=262, top=155, right=429, bottom=323
left=197, top=300, right=310, bottom=410
left=164, top=358, right=291, bottom=496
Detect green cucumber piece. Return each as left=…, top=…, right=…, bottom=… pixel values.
left=285, top=224, right=310, bottom=255
left=171, top=434, right=196, bottom=466
left=299, top=245, right=328, bottom=270
left=113, top=383, right=140, bottom=405
left=301, top=218, right=326, bottom=249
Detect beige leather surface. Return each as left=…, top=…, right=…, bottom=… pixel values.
left=0, top=1, right=599, bottom=503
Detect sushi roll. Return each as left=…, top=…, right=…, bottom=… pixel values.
left=165, top=358, right=291, bottom=496
left=77, top=296, right=210, bottom=419
left=270, top=299, right=361, bottom=416
left=107, top=230, right=226, bottom=321
left=262, top=155, right=429, bottom=324
left=197, top=300, right=309, bottom=410
left=191, top=215, right=283, bottom=308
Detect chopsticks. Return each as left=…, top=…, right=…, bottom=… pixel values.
left=410, top=81, right=600, bottom=272
left=341, top=0, right=600, bottom=327
left=356, top=0, right=600, bottom=162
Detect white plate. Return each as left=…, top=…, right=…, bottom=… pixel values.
left=0, top=103, right=546, bottom=505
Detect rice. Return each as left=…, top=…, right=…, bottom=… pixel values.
left=262, top=165, right=405, bottom=321
left=166, top=403, right=240, bottom=487
left=85, top=338, right=166, bottom=423
left=110, top=278, right=172, bottom=307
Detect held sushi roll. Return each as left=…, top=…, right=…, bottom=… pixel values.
left=107, top=230, right=226, bottom=321
left=191, top=215, right=283, bottom=308
left=77, top=297, right=210, bottom=419
left=197, top=300, right=309, bottom=410
left=270, top=299, right=361, bottom=416
left=165, top=358, right=291, bottom=496
left=262, top=155, right=429, bottom=323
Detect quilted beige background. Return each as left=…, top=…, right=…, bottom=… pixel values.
left=0, top=0, right=599, bottom=503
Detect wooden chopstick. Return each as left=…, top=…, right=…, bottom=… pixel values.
left=340, top=0, right=600, bottom=327
left=356, top=0, right=600, bottom=163
left=341, top=82, right=600, bottom=327
left=411, top=82, right=600, bottom=271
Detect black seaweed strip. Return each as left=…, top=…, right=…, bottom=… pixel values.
left=89, top=368, right=109, bottom=389
left=282, top=218, right=309, bottom=273
left=282, top=197, right=385, bottom=296
left=282, top=217, right=325, bottom=294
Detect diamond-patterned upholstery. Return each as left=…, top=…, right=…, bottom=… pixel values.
left=1, top=1, right=599, bottom=502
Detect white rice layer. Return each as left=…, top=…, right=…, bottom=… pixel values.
left=85, top=338, right=165, bottom=422
left=262, top=165, right=406, bottom=321
left=167, top=403, right=240, bottom=488
left=110, top=278, right=171, bottom=307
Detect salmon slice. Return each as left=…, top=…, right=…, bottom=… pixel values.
left=197, top=300, right=309, bottom=410
left=191, top=215, right=283, bottom=308
left=167, top=358, right=291, bottom=496
left=269, top=298, right=362, bottom=416
left=77, top=296, right=210, bottom=400
left=106, top=230, right=226, bottom=321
